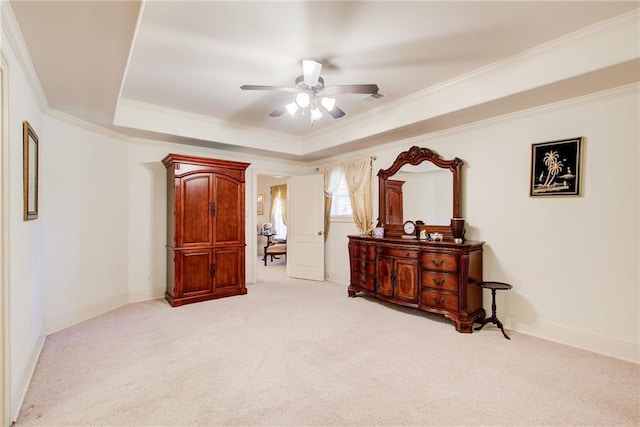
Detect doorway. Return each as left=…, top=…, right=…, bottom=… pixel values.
left=255, top=174, right=287, bottom=282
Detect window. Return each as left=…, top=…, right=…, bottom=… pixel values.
left=330, top=174, right=352, bottom=217
left=272, top=197, right=287, bottom=239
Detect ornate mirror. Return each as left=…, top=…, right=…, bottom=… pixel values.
left=377, top=146, right=463, bottom=236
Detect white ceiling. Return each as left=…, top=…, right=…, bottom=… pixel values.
left=9, top=1, right=640, bottom=161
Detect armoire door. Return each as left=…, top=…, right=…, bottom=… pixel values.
left=178, top=173, right=214, bottom=247
left=212, top=175, right=244, bottom=245
left=212, top=246, right=245, bottom=291
left=176, top=249, right=213, bottom=296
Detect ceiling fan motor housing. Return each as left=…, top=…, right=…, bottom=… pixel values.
left=295, top=75, right=324, bottom=91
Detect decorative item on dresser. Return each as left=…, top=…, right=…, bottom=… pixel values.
left=163, top=154, right=250, bottom=307
left=347, top=146, right=485, bottom=333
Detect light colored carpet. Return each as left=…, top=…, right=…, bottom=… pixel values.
left=16, top=260, right=640, bottom=426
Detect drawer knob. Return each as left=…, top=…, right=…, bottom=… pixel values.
left=433, top=296, right=445, bottom=305
left=431, top=259, right=445, bottom=267
left=432, top=278, right=445, bottom=286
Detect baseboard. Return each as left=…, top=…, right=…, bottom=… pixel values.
left=10, top=332, right=44, bottom=422
left=41, top=291, right=639, bottom=364
left=44, top=294, right=129, bottom=335
left=128, top=286, right=165, bottom=303
left=503, top=313, right=639, bottom=364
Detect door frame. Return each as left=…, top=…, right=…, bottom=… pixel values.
left=250, top=169, right=292, bottom=284
left=1, top=55, right=9, bottom=426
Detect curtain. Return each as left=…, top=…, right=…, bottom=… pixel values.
left=320, top=162, right=343, bottom=240
left=269, top=184, right=287, bottom=225
left=344, top=156, right=374, bottom=235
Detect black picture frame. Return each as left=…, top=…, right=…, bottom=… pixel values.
left=530, top=137, right=582, bottom=197
left=23, top=120, right=39, bottom=220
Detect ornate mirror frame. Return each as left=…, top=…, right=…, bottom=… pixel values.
left=377, top=146, right=463, bottom=233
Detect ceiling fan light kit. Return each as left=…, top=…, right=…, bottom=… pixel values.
left=295, top=92, right=310, bottom=108
left=241, top=59, right=381, bottom=124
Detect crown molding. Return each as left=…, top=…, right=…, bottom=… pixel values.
left=45, top=109, right=131, bottom=142
left=1, top=1, right=48, bottom=113
left=113, top=98, right=304, bottom=155
left=45, top=107, right=311, bottom=168
left=303, top=9, right=640, bottom=152
left=414, top=82, right=640, bottom=148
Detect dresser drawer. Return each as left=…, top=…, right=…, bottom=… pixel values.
left=380, top=247, right=419, bottom=259
left=351, top=242, right=376, bottom=260
left=361, top=245, right=376, bottom=260
left=351, top=271, right=375, bottom=292
left=421, top=252, right=458, bottom=272
left=351, top=259, right=376, bottom=276
left=421, top=289, right=458, bottom=312
left=422, top=271, right=459, bottom=293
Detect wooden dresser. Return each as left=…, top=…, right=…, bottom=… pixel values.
left=163, top=154, right=250, bottom=307
left=348, top=235, right=485, bottom=333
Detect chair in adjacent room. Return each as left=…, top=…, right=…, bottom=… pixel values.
left=263, top=239, right=287, bottom=265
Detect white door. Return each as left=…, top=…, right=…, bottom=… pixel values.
left=287, top=174, right=324, bottom=280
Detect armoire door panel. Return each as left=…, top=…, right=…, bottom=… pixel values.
left=213, top=247, right=243, bottom=289
left=180, top=250, right=212, bottom=295
left=213, top=176, right=243, bottom=244
left=181, top=174, right=213, bottom=246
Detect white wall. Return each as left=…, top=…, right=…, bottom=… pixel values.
left=1, top=24, right=45, bottom=422
left=40, top=116, right=130, bottom=332
left=325, top=85, right=639, bottom=362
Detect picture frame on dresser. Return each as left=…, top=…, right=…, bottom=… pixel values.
left=530, top=137, right=583, bottom=197
left=23, top=120, right=39, bottom=221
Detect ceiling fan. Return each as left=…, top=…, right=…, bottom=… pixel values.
left=241, top=60, right=381, bottom=123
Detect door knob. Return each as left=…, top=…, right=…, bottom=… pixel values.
left=317, top=231, right=323, bottom=236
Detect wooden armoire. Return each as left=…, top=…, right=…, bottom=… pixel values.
left=386, top=179, right=404, bottom=224
left=163, top=154, right=250, bottom=307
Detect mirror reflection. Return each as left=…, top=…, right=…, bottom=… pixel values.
left=378, top=146, right=462, bottom=230
left=392, top=163, right=453, bottom=225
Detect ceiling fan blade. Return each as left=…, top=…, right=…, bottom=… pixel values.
left=302, top=60, right=322, bottom=87
left=321, top=84, right=380, bottom=95
left=240, top=85, right=297, bottom=93
left=327, top=105, right=346, bottom=119
left=319, top=103, right=346, bottom=119
left=269, top=106, right=286, bottom=117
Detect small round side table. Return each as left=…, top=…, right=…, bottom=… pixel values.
left=474, top=281, right=513, bottom=340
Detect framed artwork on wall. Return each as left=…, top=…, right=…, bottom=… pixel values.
left=530, top=137, right=583, bottom=197
left=23, top=120, right=39, bottom=220
left=257, top=192, right=264, bottom=215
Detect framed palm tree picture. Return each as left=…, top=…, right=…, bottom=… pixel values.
left=530, top=137, right=583, bottom=197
